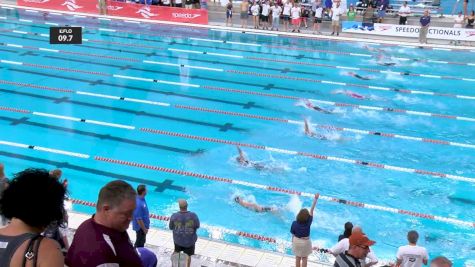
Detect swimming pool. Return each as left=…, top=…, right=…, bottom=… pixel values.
left=0, top=5, right=474, bottom=265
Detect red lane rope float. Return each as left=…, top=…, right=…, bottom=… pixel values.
left=0, top=80, right=74, bottom=93
left=21, top=63, right=110, bottom=76
left=0, top=106, right=31, bottom=114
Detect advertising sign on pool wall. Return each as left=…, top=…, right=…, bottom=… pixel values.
left=17, top=0, right=208, bottom=25
left=342, top=22, right=475, bottom=42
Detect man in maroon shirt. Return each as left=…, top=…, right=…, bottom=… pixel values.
left=65, top=180, right=143, bottom=267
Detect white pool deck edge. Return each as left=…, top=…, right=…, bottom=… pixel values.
left=67, top=211, right=333, bottom=267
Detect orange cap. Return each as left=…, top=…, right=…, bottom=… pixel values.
left=349, top=233, right=376, bottom=247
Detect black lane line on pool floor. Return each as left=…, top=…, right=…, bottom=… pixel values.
left=0, top=150, right=186, bottom=193
left=0, top=87, right=248, bottom=133
left=0, top=114, right=205, bottom=155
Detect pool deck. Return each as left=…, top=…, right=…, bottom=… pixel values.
left=67, top=211, right=333, bottom=267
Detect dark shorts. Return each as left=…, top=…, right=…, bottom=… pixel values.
left=283, top=15, right=290, bottom=21
left=227, top=10, right=233, bottom=18
left=174, top=244, right=195, bottom=256
left=261, top=15, right=268, bottom=22
left=241, top=11, right=249, bottom=19
left=314, top=17, right=322, bottom=23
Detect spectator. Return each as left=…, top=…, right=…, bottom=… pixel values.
left=282, top=0, right=293, bottom=31
left=419, top=10, right=430, bottom=44
left=376, top=2, right=386, bottom=23
left=313, top=1, right=323, bottom=34
left=347, top=4, right=356, bottom=21
left=454, top=11, right=464, bottom=28
left=0, top=168, right=66, bottom=267
left=430, top=256, right=452, bottom=267
left=291, top=2, right=302, bottom=32
left=133, top=184, right=150, bottom=248
left=338, top=221, right=353, bottom=241
left=270, top=1, right=282, bottom=31
left=137, top=247, right=158, bottom=267
left=185, top=0, right=193, bottom=8
left=192, top=0, right=200, bottom=9
left=174, top=0, right=183, bottom=7
left=0, top=163, right=9, bottom=226
left=467, top=10, right=475, bottom=28
left=331, top=2, right=342, bottom=35
left=65, top=180, right=142, bottom=267
left=226, top=0, right=233, bottom=27
left=99, top=0, right=107, bottom=15
left=240, top=0, right=250, bottom=28
left=251, top=1, right=260, bottom=29
left=301, top=5, right=310, bottom=28
left=363, top=3, right=375, bottom=23
left=50, top=169, right=62, bottom=180
left=169, top=199, right=200, bottom=267
left=43, top=220, right=69, bottom=256
left=334, top=232, right=376, bottom=267
left=290, top=194, right=319, bottom=267
left=396, top=230, right=428, bottom=267
left=329, top=226, right=378, bottom=266
left=261, top=1, right=271, bottom=29
left=398, top=1, right=411, bottom=25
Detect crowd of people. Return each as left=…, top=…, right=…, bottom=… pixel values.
left=0, top=166, right=457, bottom=267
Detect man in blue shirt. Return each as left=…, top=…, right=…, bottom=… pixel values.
left=419, top=9, right=431, bottom=44
left=132, top=184, right=150, bottom=247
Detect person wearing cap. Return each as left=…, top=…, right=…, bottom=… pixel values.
left=396, top=230, right=428, bottom=267
left=333, top=232, right=376, bottom=267
left=330, top=226, right=378, bottom=266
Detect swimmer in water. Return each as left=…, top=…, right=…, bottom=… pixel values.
left=236, top=146, right=266, bottom=170
left=363, top=44, right=384, bottom=53
left=376, top=53, right=396, bottom=66
left=234, top=196, right=275, bottom=213
left=332, top=89, right=367, bottom=100
left=346, top=71, right=372, bottom=80
left=304, top=119, right=327, bottom=140
left=303, top=99, right=332, bottom=114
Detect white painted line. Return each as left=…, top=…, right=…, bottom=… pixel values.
left=380, top=70, right=400, bottom=75
left=38, top=47, right=59, bottom=52
left=123, top=98, right=170, bottom=107
left=6, top=44, right=23, bottom=48
left=206, top=52, right=243, bottom=58
left=427, top=60, right=448, bottom=64
left=359, top=105, right=383, bottom=111
left=45, top=22, right=59, bottom=26
left=19, top=19, right=32, bottom=23
left=462, top=78, right=475, bottom=82
left=0, top=140, right=29, bottom=148
left=227, top=41, right=261, bottom=47
left=265, top=147, right=298, bottom=155
left=451, top=142, right=475, bottom=149
left=76, top=91, right=121, bottom=100
left=394, top=135, right=422, bottom=141
left=190, top=37, right=223, bottom=43
left=327, top=157, right=356, bottom=164
left=420, top=74, right=441, bottom=78
left=124, top=20, right=140, bottom=24
left=410, top=90, right=433, bottom=95
left=98, top=17, right=111, bottom=21
left=49, top=12, right=62, bottom=15
left=143, top=60, right=178, bottom=67
left=74, top=15, right=86, bottom=18
left=154, top=79, right=200, bottom=88
left=458, top=117, right=475, bottom=122
left=322, top=80, right=346, bottom=86
left=1, top=60, right=22, bottom=65
left=384, top=165, right=414, bottom=173
left=468, top=63, right=475, bottom=66
left=25, top=9, right=38, bottom=13
left=350, top=53, right=371, bottom=57
left=34, top=146, right=90, bottom=158
left=186, top=65, right=223, bottom=72
left=406, top=111, right=431, bottom=116
left=40, top=33, right=49, bottom=37
left=12, top=30, right=27, bottom=34
left=368, top=86, right=390, bottom=91
left=245, top=32, right=278, bottom=37
left=0, top=16, right=6, bottom=19
left=168, top=48, right=202, bottom=54
left=456, top=95, right=475, bottom=100
left=113, top=74, right=154, bottom=82
left=98, top=28, right=116, bottom=32
left=1, top=7, right=14, bottom=10
left=33, top=112, right=81, bottom=121
left=86, top=120, right=135, bottom=130
left=83, top=38, right=89, bottom=41
left=336, top=66, right=360, bottom=70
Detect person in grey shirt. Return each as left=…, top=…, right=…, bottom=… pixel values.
left=169, top=199, right=200, bottom=267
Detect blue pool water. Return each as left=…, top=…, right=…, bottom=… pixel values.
left=0, top=6, right=474, bottom=265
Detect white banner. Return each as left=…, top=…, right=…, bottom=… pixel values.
left=342, top=22, right=475, bottom=41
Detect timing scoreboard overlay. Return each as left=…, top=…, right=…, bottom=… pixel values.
left=49, top=26, right=82, bottom=44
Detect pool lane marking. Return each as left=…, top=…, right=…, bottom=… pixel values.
left=1, top=57, right=474, bottom=123
left=94, top=156, right=475, bottom=228
left=0, top=140, right=89, bottom=158
left=143, top=60, right=224, bottom=72
left=2, top=79, right=472, bottom=150
left=1, top=102, right=473, bottom=183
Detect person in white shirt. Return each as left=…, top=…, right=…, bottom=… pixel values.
left=330, top=2, right=342, bottom=35
left=454, top=11, right=464, bottom=28
left=398, top=1, right=411, bottom=25
left=282, top=1, right=293, bottom=31
left=251, top=1, right=260, bottom=29
left=396, top=230, right=429, bottom=267
left=270, top=3, right=282, bottom=31
left=312, top=1, right=323, bottom=34
left=261, top=1, right=271, bottom=30
left=329, top=226, right=379, bottom=267
left=161, top=0, right=171, bottom=6
left=291, top=2, right=302, bottom=32
left=174, top=0, right=183, bottom=7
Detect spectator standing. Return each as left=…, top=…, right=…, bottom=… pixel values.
left=271, top=2, right=282, bottom=30
left=174, top=0, right=183, bottom=7
left=376, top=3, right=386, bottom=22
left=363, top=3, right=375, bottom=23
left=226, top=0, right=233, bottom=26
left=241, top=0, right=250, bottom=28
left=66, top=180, right=142, bottom=267
left=290, top=194, right=319, bottom=267
left=347, top=4, right=356, bottom=21
left=283, top=0, right=293, bottom=31
left=133, top=184, right=150, bottom=248
left=430, top=256, right=452, bottom=267
left=291, top=2, right=302, bottom=32
left=454, top=11, right=464, bottom=28
left=185, top=0, right=193, bottom=8
left=330, top=2, right=342, bottom=35
left=329, top=226, right=379, bottom=267
left=419, top=10, right=430, bottom=44
left=251, top=1, right=260, bottom=29
left=169, top=199, right=200, bottom=267
left=338, top=222, right=353, bottom=241
left=467, top=10, right=475, bottom=28
left=334, top=232, right=376, bottom=267
left=301, top=5, right=310, bottom=28
left=0, top=168, right=66, bottom=267
left=261, top=1, right=271, bottom=29
left=396, top=230, right=429, bottom=267
left=313, top=1, right=323, bottom=33
left=398, top=1, right=411, bottom=25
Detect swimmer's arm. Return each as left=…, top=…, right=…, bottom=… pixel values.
left=309, top=193, right=319, bottom=216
